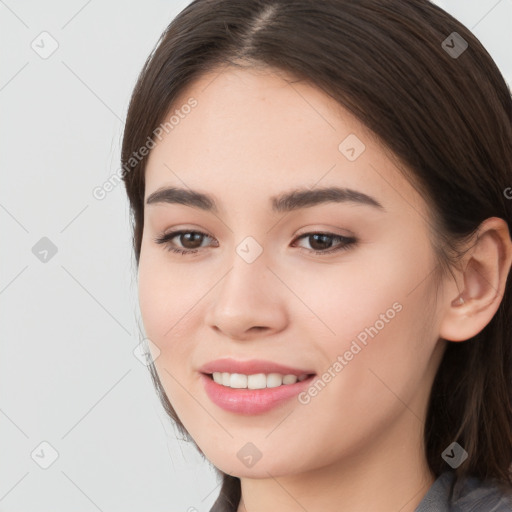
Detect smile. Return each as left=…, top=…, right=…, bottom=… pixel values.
left=198, top=358, right=316, bottom=414
left=200, top=372, right=316, bottom=415
left=210, top=371, right=310, bottom=389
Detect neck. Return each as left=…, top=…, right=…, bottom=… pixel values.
left=236, top=413, right=435, bottom=512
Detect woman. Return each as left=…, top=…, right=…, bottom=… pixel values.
left=121, top=1, right=512, bottom=510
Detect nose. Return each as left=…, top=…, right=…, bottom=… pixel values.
left=204, top=252, right=288, bottom=341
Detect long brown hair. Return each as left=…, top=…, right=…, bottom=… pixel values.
left=121, top=1, right=512, bottom=509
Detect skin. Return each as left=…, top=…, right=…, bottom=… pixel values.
left=137, top=65, right=512, bottom=512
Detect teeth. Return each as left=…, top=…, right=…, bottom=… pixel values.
left=211, top=372, right=309, bottom=389
left=230, top=373, right=247, bottom=388
left=267, top=373, right=282, bottom=388
left=248, top=373, right=267, bottom=389
left=283, top=374, right=299, bottom=385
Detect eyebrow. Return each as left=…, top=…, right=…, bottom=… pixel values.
left=145, top=186, right=384, bottom=213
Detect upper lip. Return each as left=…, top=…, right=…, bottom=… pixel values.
left=199, top=358, right=315, bottom=377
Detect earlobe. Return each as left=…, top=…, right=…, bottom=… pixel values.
left=439, top=217, right=512, bottom=343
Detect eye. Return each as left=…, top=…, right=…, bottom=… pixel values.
left=291, top=232, right=357, bottom=255
left=153, top=230, right=217, bottom=255
left=153, top=230, right=357, bottom=256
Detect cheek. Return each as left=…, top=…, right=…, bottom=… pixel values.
left=307, top=277, right=437, bottom=432
left=138, top=258, right=168, bottom=342
left=137, top=250, right=195, bottom=361
left=138, top=237, right=199, bottom=333
left=138, top=258, right=199, bottom=415
left=296, top=241, right=438, bottom=400
left=292, top=247, right=429, bottom=347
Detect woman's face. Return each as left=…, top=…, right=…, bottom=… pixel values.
left=138, top=66, right=447, bottom=478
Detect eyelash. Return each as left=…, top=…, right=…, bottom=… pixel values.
left=153, top=230, right=357, bottom=256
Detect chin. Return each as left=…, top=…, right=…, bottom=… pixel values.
left=206, top=451, right=306, bottom=480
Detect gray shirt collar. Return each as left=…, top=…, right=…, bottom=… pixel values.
left=414, top=471, right=512, bottom=511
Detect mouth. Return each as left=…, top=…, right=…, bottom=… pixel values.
left=199, top=368, right=316, bottom=415
left=204, top=371, right=314, bottom=389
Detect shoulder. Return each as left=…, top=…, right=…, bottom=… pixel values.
left=415, top=471, right=512, bottom=512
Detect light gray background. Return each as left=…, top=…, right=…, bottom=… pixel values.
left=1, top=1, right=511, bottom=511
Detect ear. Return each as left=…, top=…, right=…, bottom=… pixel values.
left=439, top=217, right=512, bottom=342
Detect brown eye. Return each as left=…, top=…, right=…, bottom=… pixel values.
left=308, top=234, right=335, bottom=251
left=293, top=232, right=357, bottom=255
left=153, top=230, right=216, bottom=255
left=177, top=232, right=206, bottom=249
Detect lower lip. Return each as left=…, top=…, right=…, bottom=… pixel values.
left=200, top=373, right=315, bottom=415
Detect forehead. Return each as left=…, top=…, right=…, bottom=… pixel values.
left=144, top=66, right=428, bottom=220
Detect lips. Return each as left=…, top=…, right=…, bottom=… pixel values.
left=198, top=358, right=315, bottom=376
left=198, top=358, right=316, bottom=414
